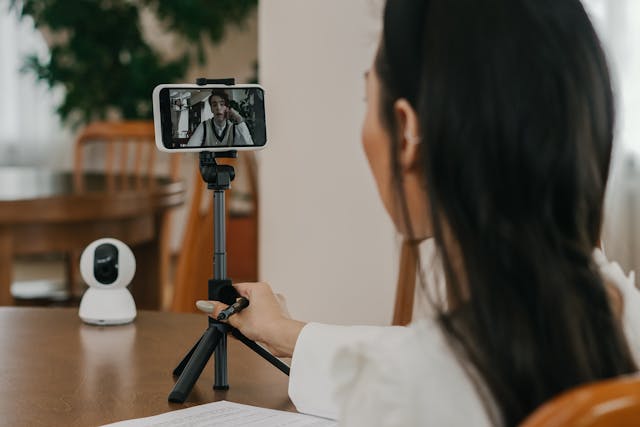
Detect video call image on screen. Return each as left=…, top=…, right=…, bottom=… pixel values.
left=163, top=87, right=266, bottom=149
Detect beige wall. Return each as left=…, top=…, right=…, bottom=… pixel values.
left=258, top=0, right=398, bottom=325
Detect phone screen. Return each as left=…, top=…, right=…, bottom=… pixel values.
left=158, top=86, right=266, bottom=149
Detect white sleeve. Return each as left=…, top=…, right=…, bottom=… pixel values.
left=186, top=122, right=204, bottom=147
left=288, top=323, right=401, bottom=420
left=594, top=248, right=640, bottom=363
left=334, top=319, right=492, bottom=427
left=288, top=320, right=492, bottom=426
left=235, top=122, right=254, bottom=145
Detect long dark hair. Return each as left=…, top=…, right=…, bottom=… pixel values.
left=375, top=0, right=637, bottom=425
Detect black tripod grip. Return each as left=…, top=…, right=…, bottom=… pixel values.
left=168, top=326, right=222, bottom=403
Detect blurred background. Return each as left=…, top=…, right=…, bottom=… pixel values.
left=0, top=0, right=638, bottom=326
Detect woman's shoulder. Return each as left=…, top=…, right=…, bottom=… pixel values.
left=332, top=317, right=491, bottom=426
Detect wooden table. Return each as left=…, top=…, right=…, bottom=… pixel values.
left=0, top=167, right=185, bottom=309
left=0, top=307, right=294, bottom=427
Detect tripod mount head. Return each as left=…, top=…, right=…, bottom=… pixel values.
left=199, top=151, right=236, bottom=191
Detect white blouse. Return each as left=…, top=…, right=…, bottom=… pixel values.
left=288, top=245, right=640, bottom=426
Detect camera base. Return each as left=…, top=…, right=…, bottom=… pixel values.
left=79, top=288, right=136, bottom=326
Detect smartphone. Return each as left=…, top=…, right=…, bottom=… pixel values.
left=152, top=84, right=267, bottom=152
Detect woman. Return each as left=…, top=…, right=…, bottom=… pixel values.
left=187, top=89, right=253, bottom=147
left=196, top=0, right=640, bottom=425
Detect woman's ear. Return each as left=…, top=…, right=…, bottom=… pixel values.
left=393, top=98, right=421, bottom=172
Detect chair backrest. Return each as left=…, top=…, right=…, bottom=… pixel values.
left=73, top=120, right=181, bottom=308
left=392, top=240, right=418, bottom=326
left=520, top=375, right=640, bottom=427
left=73, top=120, right=180, bottom=192
left=170, top=153, right=259, bottom=312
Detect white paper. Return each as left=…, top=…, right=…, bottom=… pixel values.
left=101, top=400, right=337, bottom=427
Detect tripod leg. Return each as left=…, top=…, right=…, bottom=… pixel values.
left=231, top=329, right=291, bottom=375
left=168, top=326, right=222, bottom=403
left=173, top=335, right=203, bottom=377
left=214, top=332, right=229, bottom=390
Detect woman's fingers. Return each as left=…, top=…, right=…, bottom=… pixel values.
left=232, top=282, right=253, bottom=298
left=275, top=293, right=292, bottom=318
left=233, top=282, right=272, bottom=298
left=195, top=300, right=240, bottom=328
left=195, top=300, right=219, bottom=314
left=194, top=291, right=302, bottom=358
left=194, top=283, right=290, bottom=349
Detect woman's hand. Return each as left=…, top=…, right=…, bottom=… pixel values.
left=196, top=282, right=305, bottom=358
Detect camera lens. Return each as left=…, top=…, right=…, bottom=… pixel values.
left=94, top=243, right=119, bottom=285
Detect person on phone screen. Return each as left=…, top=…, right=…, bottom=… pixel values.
left=187, top=90, right=253, bottom=147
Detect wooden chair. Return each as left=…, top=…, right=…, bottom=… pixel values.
left=520, top=374, right=640, bottom=427
left=71, top=120, right=181, bottom=302
left=74, top=120, right=180, bottom=191
left=170, top=152, right=259, bottom=312
left=392, top=239, right=419, bottom=326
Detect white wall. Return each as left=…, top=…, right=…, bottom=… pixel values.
left=583, top=0, right=640, bottom=275
left=258, top=0, right=398, bottom=326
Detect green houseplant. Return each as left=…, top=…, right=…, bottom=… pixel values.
left=10, top=0, right=258, bottom=127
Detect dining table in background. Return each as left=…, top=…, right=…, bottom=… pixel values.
left=0, top=167, right=185, bottom=309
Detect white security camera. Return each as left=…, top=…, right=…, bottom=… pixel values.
left=78, top=238, right=137, bottom=325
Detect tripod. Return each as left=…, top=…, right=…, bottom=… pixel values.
left=168, top=79, right=289, bottom=404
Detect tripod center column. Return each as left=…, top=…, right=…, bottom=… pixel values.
left=213, top=189, right=226, bottom=280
